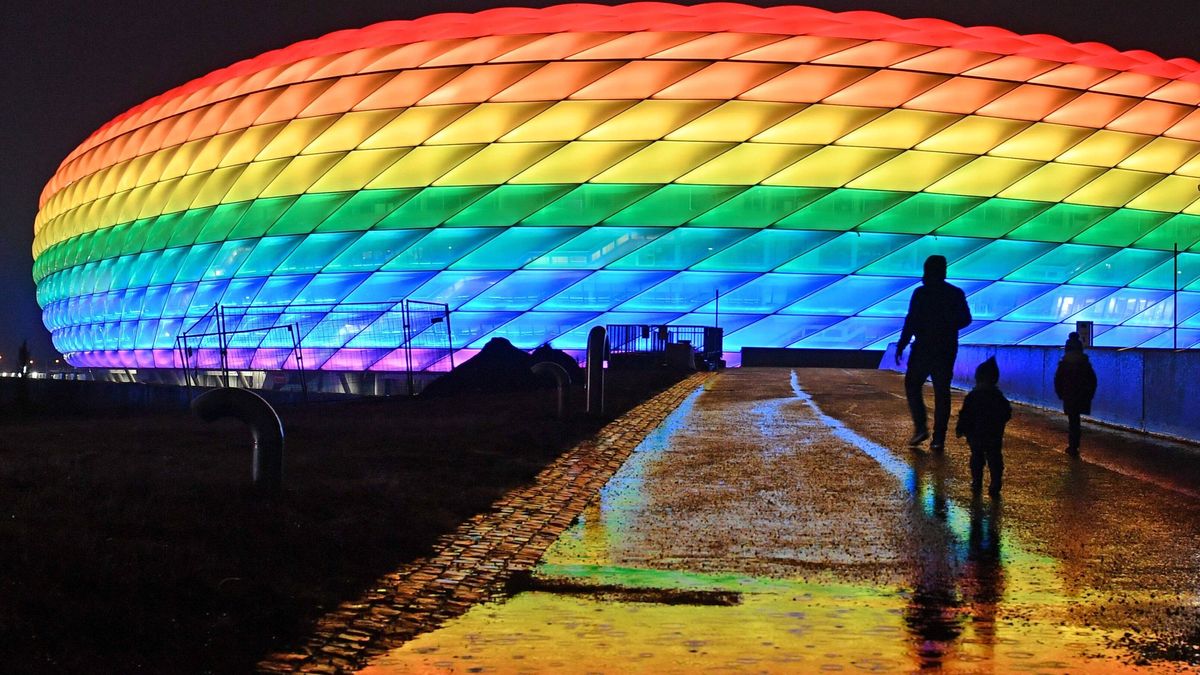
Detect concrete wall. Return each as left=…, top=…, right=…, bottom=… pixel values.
left=882, top=344, right=1200, bottom=443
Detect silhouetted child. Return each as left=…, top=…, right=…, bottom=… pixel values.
left=955, top=357, right=1011, bottom=496
left=1053, top=332, right=1097, bottom=456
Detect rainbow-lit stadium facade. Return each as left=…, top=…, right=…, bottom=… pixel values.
left=32, top=3, right=1200, bottom=371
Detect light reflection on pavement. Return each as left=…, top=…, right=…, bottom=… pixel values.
left=360, top=368, right=1200, bottom=673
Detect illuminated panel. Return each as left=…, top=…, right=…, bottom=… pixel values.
left=31, top=4, right=1200, bottom=370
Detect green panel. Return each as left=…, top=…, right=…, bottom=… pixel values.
left=947, top=239, right=1056, bottom=280
left=142, top=211, right=185, bottom=252
left=858, top=193, right=985, bottom=235
left=315, top=188, right=418, bottom=232
left=778, top=232, right=916, bottom=274
left=776, top=189, right=909, bottom=231
left=175, top=243, right=222, bottom=283
left=1134, top=214, right=1200, bottom=251
left=604, top=184, right=746, bottom=227
left=276, top=232, right=359, bottom=275
left=1129, top=252, right=1200, bottom=290
left=266, top=192, right=354, bottom=236
left=226, top=197, right=299, bottom=240
left=67, top=232, right=94, bottom=267
left=936, top=199, right=1052, bottom=238
left=120, top=218, right=154, bottom=256
left=1073, top=248, right=1171, bottom=287
left=521, top=184, right=658, bottom=226
left=374, top=186, right=492, bottom=229
left=195, top=201, right=253, bottom=244
left=693, top=229, right=837, bottom=272
left=85, top=228, right=112, bottom=264
left=166, top=207, right=218, bottom=248
left=1072, top=209, right=1172, bottom=248
left=101, top=223, right=131, bottom=259
left=1005, top=204, right=1114, bottom=243
left=445, top=185, right=575, bottom=227
left=858, top=236, right=987, bottom=277
left=1004, top=244, right=1118, bottom=283
left=235, top=236, right=303, bottom=277
left=688, top=186, right=830, bottom=228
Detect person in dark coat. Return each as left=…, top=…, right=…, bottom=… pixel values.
left=955, top=357, right=1012, bottom=496
left=1053, top=332, right=1097, bottom=455
left=895, top=255, right=973, bottom=451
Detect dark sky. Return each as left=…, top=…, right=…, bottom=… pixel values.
left=1, top=0, right=1195, bottom=363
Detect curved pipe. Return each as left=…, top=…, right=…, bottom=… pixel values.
left=586, top=326, right=608, bottom=418
left=532, top=361, right=570, bottom=419
left=191, top=387, right=285, bottom=493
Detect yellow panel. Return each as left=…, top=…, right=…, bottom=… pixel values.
left=510, top=141, right=648, bottom=184
left=259, top=153, right=345, bottom=198
left=192, top=165, right=248, bottom=208
left=665, top=101, right=804, bottom=142
left=220, top=123, right=286, bottom=167
left=366, top=144, right=484, bottom=188
left=847, top=151, right=974, bottom=191
left=751, top=105, right=884, bottom=145
left=998, top=163, right=1106, bottom=202
left=1065, top=169, right=1164, bottom=208
left=307, top=149, right=408, bottom=193
left=224, top=158, right=292, bottom=203
left=98, top=161, right=125, bottom=201
left=118, top=184, right=154, bottom=225
left=136, top=177, right=181, bottom=219
left=189, top=130, right=245, bottom=174
left=425, top=102, right=554, bottom=145
left=836, top=110, right=960, bottom=149
left=359, top=105, right=473, bottom=149
left=1056, top=130, right=1152, bottom=167
left=580, top=100, right=720, bottom=141
left=163, top=171, right=211, bottom=213
left=925, top=156, right=1040, bottom=197
left=677, top=143, right=817, bottom=184
left=434, top=141, right=564, bottom=185
left=1186, top=200, right=1200, bottom=216
left=1179, top=153, right=1200, bottom=178
left=988, top=123, right=1092, bottom=161
left=762, top=146, right=899, bottom=188
left=160, top=138, right=206, bottom=180
left=114, top=154, right=153, bottom=193
left=591, top=141, right=736, bottom=183
left=1124, top=175, right=1200, bottom=212
left=1118, top=137, right=1200, bottom=174
left=916, top=116, right=1028, bottom=155
left=500, top=100, right=634, bottom=142
left=135, top=148, right=174, bottom=189
left=302, top=110, right=400, bottom=154
left=255, top=116, right=338, bottom=160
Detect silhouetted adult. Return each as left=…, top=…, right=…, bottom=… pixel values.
left=894, top=255, right=972, bottom=451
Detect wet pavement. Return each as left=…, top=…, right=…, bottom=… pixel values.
left=358, top=368, right=1200, bottom=674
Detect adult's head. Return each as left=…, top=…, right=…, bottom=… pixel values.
left=1065, top=332, right=1084, bottom=352
left=923, top=255, right=948, bottom=283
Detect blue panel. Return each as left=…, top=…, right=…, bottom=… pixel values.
left=325, top=230, right=430, bottom=273
left=777, top=232, right=916, bottom=274
left=860, top=279, right=989, bottom=317
left=294, top=273, right=371, bottom=305
left=1128, top=253, right=1200, bottom=290
left=175, top=243, right=222, bottom=283
left=782, top=276, right=915, bottom=316
left=966, top=281, right=1056, bottom=320
left=134, top=320, right=158, bottom=350
left=947, top=240, right=1056, bottom=280
left=342, top=271, right=437, bottom=303
left=693, top=273, right=839, bottom=314
left=538, top=271, right=673, bottom=311
left=276, top=232, right=359, bottom=275
left=1140, top=328, right=1200, bottom=349
left=692, top=230, right=837, bottom=272
left=345, top=311, right=406, bottom=348
left=187, top=280, right=230, bottom=316
left=444, top=311, right=521, bottom=348
left=1005, top=244, right=1119, bottom=284
left=141, top=284, right=169, bottom=317
left=382, top=227, right=500, bottom=271
left=1093, top=326, right=1167, bottom=348
left=959, top=321, right=1050, bottom=345
left=120, top=287, right=146, bottom=321
left=725, top=315, right=840, bottom=350
left=471, top=311, right=598, bottom=349
left=617, top=271, right=759, bottom=312
left=253, top=274, right=314, bottom=306
left=461, top=270, right=591, bottom=311
left=451, top=227, right=583, bottom=270
left=607, top=228, right=753, bottom=271
left=1069, top=288, right=1171, bottom=324
left=554, top=312, right=685, bottom=349
left=236, top=236, right=303, bottom=277
left=1022, top=322, right=1112, bottom=346
left=129, top=251, right=163, bottom=288
left=1004, top=285, right=1115, bottom=322
left=220, top=277, right=268, bottom=307
left=1072, top=248, right=1171, bottom=287
left=203, top=239, right=257, bottom=279
left=154, top=318, right=183, bottom=349
left=669, top=313, right=763, bottom=334
left=794, top=317, right=905, bottom=349
left=408, top=271, right=511, bottom=309
left=858, top=236, right=988, bottom=277
left=525, top=227, right=665, bottom=269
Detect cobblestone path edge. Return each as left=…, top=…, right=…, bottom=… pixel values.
left=258, top=372, right=712, bottom=674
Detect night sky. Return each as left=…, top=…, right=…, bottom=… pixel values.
left=1, top=0, right=1194, bottom=365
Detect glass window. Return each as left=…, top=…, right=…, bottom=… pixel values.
left=538, top=271, right=674, bottom=311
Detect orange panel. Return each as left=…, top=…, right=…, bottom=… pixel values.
left=1166, top=109, right=1200, bottom=142
left=964, top=55, right=1058, bottom=81
left=649, top=32, right=785, bottom=60
left=1030, top=64, right=1116, bottom=89
left=739, top=65, right=872, bottom=103
left=1107, top=100, right=1192, bottom=135
left=1042, top=92, right=1137, bottom=127
left=570, top=61, right=707, bottom=100
left=903, top=78, right=1015, bottom=114
left=490, top=61, right=622, bottom=102
left=364, top=39, right=471, bottom=71
left=215, top=89, right=284, bottom=134
left=423, top=33, right=545, bottom=67
left=813, top=41, right=932, bottom=68
left=418, top=63, right=544, bottom=105
left=252, top=81, right=337, bottom=125
left=185, top=99, right=240, bottom=142
left=490, top=32, right=620, bottom=62
left=1148, top=80, right=1200, bottom=106
left=976, top=84, right=1080, bottom=121
left=310, top=46, right=395, bottom=80
left=893, top=47, right=1000, bottom=75
left=822, top=70, right=946, bottom=108
left=159, top=107, right=207, bottom=149
left=569, top=32, right=707, bottom=60
left=353, top=67, right=467, bottom=110
left=1093, top=71, right=1170, bottom=97
left=297, top=73, right=393, bottom=118
left=654, top=62, right=792, bottom=99
left=731, top=35, right=864, bottom=63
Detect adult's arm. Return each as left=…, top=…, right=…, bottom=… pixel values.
left=954, top=287, right=972, bottom=330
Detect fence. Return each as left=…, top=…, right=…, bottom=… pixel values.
left=607, top=324, right=724, bottom=367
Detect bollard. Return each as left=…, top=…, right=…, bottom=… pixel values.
left=191, top=387, right=285, bottom=493
left=586, top=325, right=607, bottom=417
left=532, top=361, right=570, bottom=419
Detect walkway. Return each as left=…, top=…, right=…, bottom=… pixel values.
left=356, top=368, right=1200, bottom=673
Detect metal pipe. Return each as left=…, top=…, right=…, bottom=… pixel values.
left=586, top=325, right=607, bottom=417
left=191, top=387, right=285, bottom=493
left=532, top=361, right=571, bottom=419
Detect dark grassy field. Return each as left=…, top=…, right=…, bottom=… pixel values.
left=0, top=370, right=683, bottom=673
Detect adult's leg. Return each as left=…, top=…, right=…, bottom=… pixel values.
left=904, top=352, right=933, bottom=434
left=929, top=351, right=956, bottom=447
left=1067, top=412, right=1081, bottom=452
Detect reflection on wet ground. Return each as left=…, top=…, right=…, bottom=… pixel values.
left=360, top=368, right=1200, bottom=673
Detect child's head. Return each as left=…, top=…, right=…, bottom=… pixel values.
left=975, top=356, right=1000, bottom=388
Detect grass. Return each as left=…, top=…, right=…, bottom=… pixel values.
left=0, top=369, right=683, bottom=673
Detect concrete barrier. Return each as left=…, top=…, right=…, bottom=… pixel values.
left=882, top=343, right=1200, bottom=443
